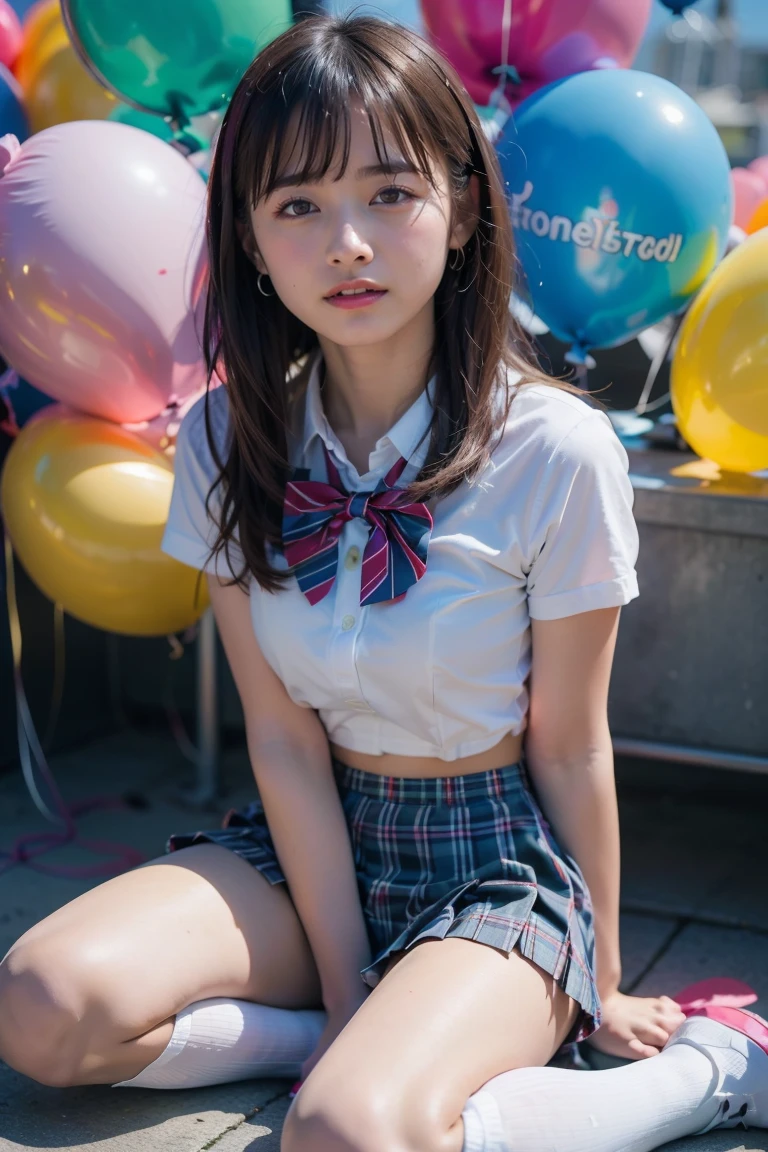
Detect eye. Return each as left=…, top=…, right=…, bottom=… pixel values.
left=374, top=185, right=415, bottom=205
left=276, top=198, right=316, bottom=218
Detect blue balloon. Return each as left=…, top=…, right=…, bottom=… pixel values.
left=658, top=0, right=699, bottom=13
left=0, top=65, right=28, bottom=143
left=4, top=0, right=37, bottom=15
left=496, top=69, right=732, bottom=359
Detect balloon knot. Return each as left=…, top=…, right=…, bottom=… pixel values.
left=0, top=135, right=22, bottom=178
left=491, top=64, right=521, bottom=86
left=564, top=344, right=597, bottom=371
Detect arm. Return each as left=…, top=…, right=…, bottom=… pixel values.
left=207, top=573, right=372, bottom=1011
left=525, top=606, right=684, bottom=1058
left=526, top=606, right=622, bottom=999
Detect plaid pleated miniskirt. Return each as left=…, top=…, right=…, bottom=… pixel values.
left=167, top=754, right=601, bottom=1045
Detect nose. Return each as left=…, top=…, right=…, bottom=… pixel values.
left=326, top=219, right=373, bottom=267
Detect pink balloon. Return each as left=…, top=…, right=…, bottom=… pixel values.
left=0, top=1, right=21, bottom=69
left=122, top=378, right=221, bottom=454
left=747, top=155, right=768, bottom=189
left=421, top=0, right=652, bottom=109
left=0, top=121, right=207, bottom=424
left=731, top=167, right=768, bottom=231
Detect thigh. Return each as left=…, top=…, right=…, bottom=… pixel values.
left=5, top=844, right=323, bottom=1036
left=284, top=938, right=579, bottom=1152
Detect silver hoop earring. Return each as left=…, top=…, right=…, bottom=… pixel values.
left=257, top=272, right=275, bottom=297
left=449, top=247, right=466, bottom=272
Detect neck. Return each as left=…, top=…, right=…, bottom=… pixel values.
left=317, top=305, right=434, bottom=452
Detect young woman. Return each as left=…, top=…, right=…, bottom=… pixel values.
left=1, top=15, right=766, bottom=1152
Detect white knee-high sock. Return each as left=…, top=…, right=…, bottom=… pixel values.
left=461, top=1043, right=721, bottom=1152
left=113, top=999, right=326, bottom=1089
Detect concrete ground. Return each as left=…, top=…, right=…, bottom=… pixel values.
left=1, top=728, right=768, bottom=1152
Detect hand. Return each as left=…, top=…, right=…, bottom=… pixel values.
left=299, top=988, right=372, bottom=1082
left=586, top=990, right=686, bottom=1061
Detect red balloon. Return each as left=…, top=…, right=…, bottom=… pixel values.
left=0, top=0, right=22, bottom=69
left=421, top=0, right=652, bottom=109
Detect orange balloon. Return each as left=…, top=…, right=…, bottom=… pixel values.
left=746, top=197, right=768, bottom=236
left=13, top=0, right=61, bottom=89
left=0, top=407, right=209, bottom=636
left=21, top=37, right=114, bottom=132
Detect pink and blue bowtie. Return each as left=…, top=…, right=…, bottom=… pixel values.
left=282, top=444, right=433, bottom=607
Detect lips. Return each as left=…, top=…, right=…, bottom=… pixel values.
left=324, top=280, right=384, bottom=298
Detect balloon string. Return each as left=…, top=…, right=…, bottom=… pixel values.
left=485, top=0, right=515, bottom=142
left=635, top=313, right=684, bottom=415
left=1, top=531, right=145, bottom=879
left=0, top=367, right=20, bottom=438
left=501, top=0, right=512, bottom=74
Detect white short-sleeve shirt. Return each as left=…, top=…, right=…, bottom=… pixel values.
left=162, top=352, right=639, bottom=761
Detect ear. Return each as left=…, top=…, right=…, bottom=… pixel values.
left=235, top=214, right=268, bottom=274
left=449, top=173, right=481, bottom=252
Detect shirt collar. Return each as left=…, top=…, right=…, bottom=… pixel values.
left=301, top=348, right=436, bottom=476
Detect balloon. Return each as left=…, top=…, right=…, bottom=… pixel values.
left=747, top=155, right=768, bottom=188
left=0, top=122, right=207, bottom=425
left=497, top=70, right=733, bottom=358
left=731, top=167, right=767, bottom=231
left=0, top=1, right=22, bottom=68
left=0, top=406, right=209, bottom=635
left=746, top=199, right=768, bottom=235
left=108, top=102, right=175, bottom=143
left=62, top=0, right=292, bottom=118
left=747, top=199, right=768, bottom=236
left=122, top=382, right=212, bottom=454
left=671, top=229, right=768, bottom=474
left=12, top=0, right=61, bottom=89
left=658, top=0, right=700, bottom=12
left=421, top=0, right=651, bottom=110
left=0, top=62, right=27, bottom=138
left=20, top=33, right=115, bottom=132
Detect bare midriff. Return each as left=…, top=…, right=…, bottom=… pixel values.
left=329, top=729, right=525, bottom=779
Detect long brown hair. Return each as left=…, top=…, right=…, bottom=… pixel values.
left=203, top=13, right=583, bottom=591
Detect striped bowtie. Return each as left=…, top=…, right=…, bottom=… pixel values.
left=282, top=444, right=433, bottom=607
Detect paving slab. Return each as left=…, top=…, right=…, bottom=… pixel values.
left=618, top=786, right=768, bottom=931
left=618, top=911, right=681, bottom=990
left=633, top=923, right=768, bottom=1015
left=661, top=1136, right=768, bottom=1152
left=201, top=1096, right=291, bottom=1152
left=0, top=1060, right=289, bottom=1152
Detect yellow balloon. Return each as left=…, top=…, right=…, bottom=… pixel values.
left=0, top=408, right=209, bottom=636
left=13, top=0, right=65, bottom=90
left=21, top=36, right=115, bottom=133
left=671, top=229, right=768, bottom=474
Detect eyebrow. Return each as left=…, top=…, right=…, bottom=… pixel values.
left=269, top=160, right=420, bottom=192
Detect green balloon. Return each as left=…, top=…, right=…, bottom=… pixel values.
left=108, top=103, right=175, bottom=142
left=63, top=0, right=293, bottom=119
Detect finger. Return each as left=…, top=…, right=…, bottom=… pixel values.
left=628, top=1037, right=662, bottom=1059
left=636, top=1023, right=671, bottom=1048
left=655, top=1008, right=686, bottom=1032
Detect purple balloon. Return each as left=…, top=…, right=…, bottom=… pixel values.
left=421, top=0, right=652, bottom=109
left=0, top=121, right=207, bottom=424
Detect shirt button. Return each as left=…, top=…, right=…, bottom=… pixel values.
left=344, top=546, right=361, bottom=570
left=341, top=614, right=356, bottom=631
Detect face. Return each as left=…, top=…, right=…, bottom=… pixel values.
left=247, top=101, right=474, bottom=347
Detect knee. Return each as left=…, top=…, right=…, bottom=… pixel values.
left=0, top=938, right=92, bottom=1087
left=281, top=1076, right=452, bottom=1152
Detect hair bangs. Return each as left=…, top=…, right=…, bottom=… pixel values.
left=236, top=35, right=446, bottom=213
